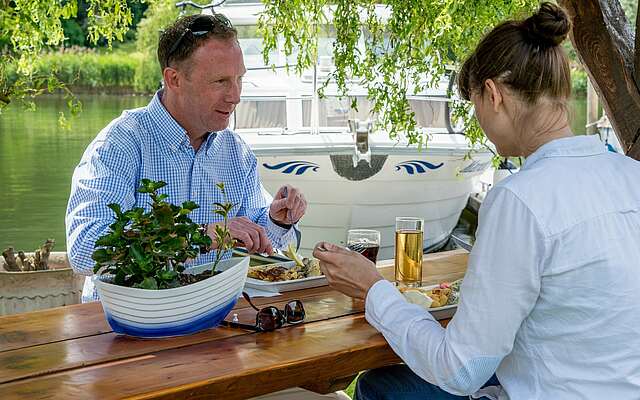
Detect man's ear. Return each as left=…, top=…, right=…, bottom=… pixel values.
left=162, top=67, right=181, bottom=91
left=484, top=79, right=503, bottom=113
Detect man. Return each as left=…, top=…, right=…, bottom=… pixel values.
left=66, top=14, right=306, bottom=302
left=66, top=13, right=349, bottom=400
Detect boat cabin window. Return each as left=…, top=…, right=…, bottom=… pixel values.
left=302, top=97, right=373, bottom=128
left=301, top=96, right=448, bottom=129
left=235, top=99, right=287, bottom=129
left=408, top=99, right=447, bottom=129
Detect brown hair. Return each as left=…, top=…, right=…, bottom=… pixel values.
left=158, top=14, right=237, bottom=72
left=458, top=2, right=571, bottom=105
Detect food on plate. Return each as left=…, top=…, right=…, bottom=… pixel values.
left=402, top=288, right=434, bottom=308
left=399, top=279, right=463, bottom=308
left=247, top=258, right=322, bottom=282
left=247, top=243, right=323, bottom=282
left=302, top=257, right=322, bottom=277
left=282, top=243, right=305, bottom=267
left=248, top=264, right=294, bottom=281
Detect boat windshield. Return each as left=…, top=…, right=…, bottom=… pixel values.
left=233, top=24, right=450, bottom=132
left=301, top=97, right=448, bottom=129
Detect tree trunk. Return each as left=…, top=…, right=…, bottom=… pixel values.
left=559, top=0, right=640, bottom=160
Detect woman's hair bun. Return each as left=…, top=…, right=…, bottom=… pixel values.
left=523, top=2, right=570, bottom=47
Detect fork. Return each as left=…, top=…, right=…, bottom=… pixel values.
left=281, top=186, right=302, bottom=251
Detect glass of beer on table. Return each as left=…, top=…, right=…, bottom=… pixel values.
left=346, top=229, right=380, bottom=264
left=395, top=217, right=424, bottom=287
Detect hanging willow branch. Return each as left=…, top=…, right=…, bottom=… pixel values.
left=258, top=0, right=538, bottom=147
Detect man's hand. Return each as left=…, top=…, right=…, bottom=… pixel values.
left=269, top=185, right=307, bottom=225
left=312, top=241, right=384, bottom=301
left=208, top=217, right=273, bottom=255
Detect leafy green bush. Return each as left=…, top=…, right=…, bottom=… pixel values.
left=92, top=179, right=237, bottom=290
left=3, top=48, right=141, bottom=93
left=45, top=49, right=139, bottom=90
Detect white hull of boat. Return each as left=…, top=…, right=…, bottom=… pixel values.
left=246, top=133, right=493, bottom=258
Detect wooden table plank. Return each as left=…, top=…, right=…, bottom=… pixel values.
left=0, top=315, right=401, bottom=400
left=0, top=303, right=109, bottom=352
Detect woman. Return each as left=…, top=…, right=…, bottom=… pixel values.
left=314, top=3, right=640, bottom=399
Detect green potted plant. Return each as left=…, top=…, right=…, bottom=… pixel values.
left=92, top=179, right=249, bottom=338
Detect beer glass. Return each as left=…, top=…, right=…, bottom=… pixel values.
left=395, top=217, right=424, bottom=287
left=346, top=229, right=380, bottom=264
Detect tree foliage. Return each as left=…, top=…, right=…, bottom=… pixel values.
left=258, top=0, right=538, bottom=148
left=0, top=0, right=149, bottom=120
left=134, top=0, right=182, bottom=92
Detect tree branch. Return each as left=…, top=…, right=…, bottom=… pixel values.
left=560, top=0, right=640, bottom=158
left=634, top=0, right=640, bottom=85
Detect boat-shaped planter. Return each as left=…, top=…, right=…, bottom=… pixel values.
left=94, top=257, right=249, bottom=338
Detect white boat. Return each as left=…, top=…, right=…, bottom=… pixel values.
left=199, top=1, right=493, bottom=258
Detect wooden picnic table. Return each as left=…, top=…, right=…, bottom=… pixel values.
left=0, top=249, right=468, bottom=400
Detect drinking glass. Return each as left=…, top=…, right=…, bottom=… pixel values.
left=395, top=217, right=424, bottom=287
left=346, top=229, right=381, bottom=264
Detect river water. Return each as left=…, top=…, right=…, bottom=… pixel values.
left=0, top=94, right=587, bottom=252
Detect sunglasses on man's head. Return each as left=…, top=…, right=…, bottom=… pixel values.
left=165, top=14, right=233, bottom=67
left=222, top=292, right=305, bottom=332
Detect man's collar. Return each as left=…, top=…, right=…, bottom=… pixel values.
left=148, top=90, right=191, bottom=152
left=148, top=90, right=224, bottom=154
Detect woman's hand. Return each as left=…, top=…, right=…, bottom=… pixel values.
left=312, top=241, right=384, bottom=301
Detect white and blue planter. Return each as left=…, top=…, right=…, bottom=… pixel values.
left=94, top=257, right=249, bottom=338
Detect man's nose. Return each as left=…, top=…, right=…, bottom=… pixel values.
left=227, top=80, right=241, bottom=104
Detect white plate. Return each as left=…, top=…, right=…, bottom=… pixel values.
left=245, top=275, right=328, bottom=293
left=244, top=261, right=328, bottom=293
left=403, top=284, right=459, bottom=320
left=428, top=303, right=457, bottom=320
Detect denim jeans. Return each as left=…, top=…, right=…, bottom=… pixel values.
left=355, top=364, right=500, bottom=400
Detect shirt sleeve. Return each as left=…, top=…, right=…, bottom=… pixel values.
left=65, top=138, right=139, bottom=276
left=236, top=151, right=296, bottom=249
left=364, top=186, right=546, bottom=395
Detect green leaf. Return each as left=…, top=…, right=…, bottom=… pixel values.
left=135, top=277, right=158, bottom=290
left=157, top=269, right=177, bottom=282
left=92, top=248, right=113, bottom=264
left=129, top=243, right=145, bottom=263
left=181, top=201, right=199, bottom=211
left=107, top=203, right=123, bottom=217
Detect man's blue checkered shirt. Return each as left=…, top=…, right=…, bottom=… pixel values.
left=66, top=91, right=295, bottom=302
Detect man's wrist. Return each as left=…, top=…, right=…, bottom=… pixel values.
left=269, top=214, right=293, bottom=229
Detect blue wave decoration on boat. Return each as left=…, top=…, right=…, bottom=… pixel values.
left=263, top=161, right=320, bottom=175
left=395, top=160, right=444, bottom=175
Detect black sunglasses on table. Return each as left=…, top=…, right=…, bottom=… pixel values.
left=165, top=14, right=233, bottom=67
left=222, top=292, right=306, bottom=332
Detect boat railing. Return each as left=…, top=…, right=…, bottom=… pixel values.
left=349, top=119, right=372, bottom=167
left=176, top=0, right=226, bottom=15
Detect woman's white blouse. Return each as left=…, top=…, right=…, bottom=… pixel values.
left=365, top=135, right=640, bottom=399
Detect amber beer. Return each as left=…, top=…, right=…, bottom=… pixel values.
left=394, top=218, right=424, bottom=287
